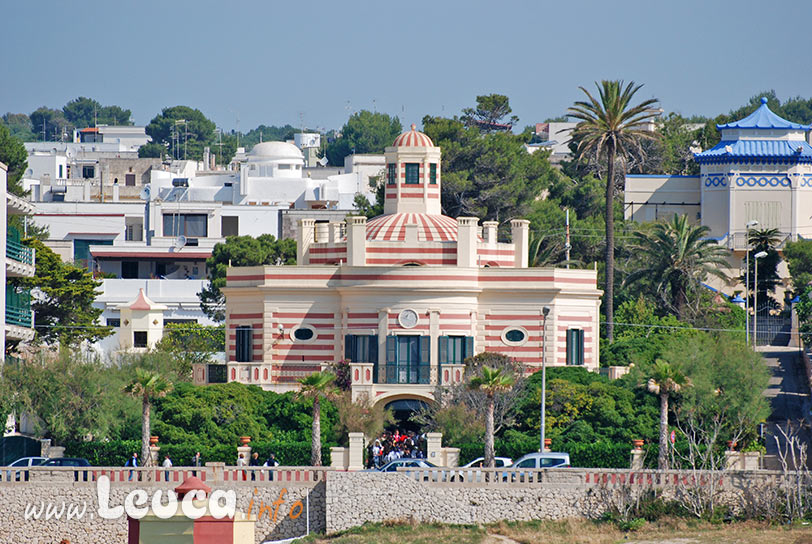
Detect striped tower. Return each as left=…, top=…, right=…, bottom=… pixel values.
left=383, top=124, right=442, bottom=215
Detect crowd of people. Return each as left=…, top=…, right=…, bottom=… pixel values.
left=368, top=429, right=427, bottom=468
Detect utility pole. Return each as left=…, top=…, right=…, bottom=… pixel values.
left=565, top=209, right=571, bottom=269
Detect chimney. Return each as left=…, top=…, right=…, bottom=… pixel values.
left=456, top=217, right=479, bottom=267
left=483, top=221, right=498, bottom=245
left=346, top=216, right=367, bottom=266
left=297, top=218, right=316, bottom=265
left=511, top=219, right=530, bottom=268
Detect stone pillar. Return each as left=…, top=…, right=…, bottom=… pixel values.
left=330, top=447, right=348, bottom=470
left=237, top=437, right=252, bottom=467
left=426, top=432, right=443, bottom=464
left=444, top=447, right=460, bottom=468
left=297, top=218, right=315, bottom=265
left=511, top=219, right=530, bottom=268
left=456, top=217, right=479, bottom=267
left=346, top=216, right=367, bottom=266
left=205, top=462, right=225, bottom=483
left=348, top=432, right=365, bottom=470
left=725, top=450, right=740, bottom=470
left=483, top=221, right=498, bottom=246
left=630, top=447, right=645, bottom=470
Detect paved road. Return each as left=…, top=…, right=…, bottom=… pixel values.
left=760, top=346, right=812, bottom=469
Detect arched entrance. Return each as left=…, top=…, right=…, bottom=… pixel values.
left=383, top=398, right=431, bottom=433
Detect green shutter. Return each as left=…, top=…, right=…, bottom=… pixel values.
left=430, top=163, right=437, bottom=184
left=566, top=329, right=584, bottom=365
left=438, top=336, right=448, bottom=364
left=369, top=335, right=378, bottom=363
left=386, top=336, right=396, bottom=364
left=464, top=336, right=474, bottom=360
left=577, top=330, right=584, bottom=365
left=419, top=336, right=430, bottom=364
left=344, top=335, right=355, bottom=361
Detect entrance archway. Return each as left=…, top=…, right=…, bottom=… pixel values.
left=384, top=398, right=430, bottom=433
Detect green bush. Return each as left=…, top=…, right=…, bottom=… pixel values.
left=63, top=439, right=333, bottom=467
left=559, top=441, right=630, bottom=468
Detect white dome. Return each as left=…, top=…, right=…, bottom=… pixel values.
left=248, top=141, right=304, bottom=161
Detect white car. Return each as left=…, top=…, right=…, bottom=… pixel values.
left=3, top=456, right=48, bottom=481
left=462, top=456, right=512, bottom=468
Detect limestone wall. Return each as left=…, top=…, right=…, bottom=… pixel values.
left=0, top=467, right=326, bottom=544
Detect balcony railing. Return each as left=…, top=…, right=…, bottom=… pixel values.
left=382, top=364, right=431, bottom=385
left=6, top=227, right=33, bottom=265
left=5, top=286, right=32, bottom=328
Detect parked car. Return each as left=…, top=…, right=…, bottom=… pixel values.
left=3, top=456, right=48, bottom=481
left=365, top=458, right=438, bottom=473
left=456, top=457, right=514, bottom=482
left=41, top=457, right=92, bottom=481
left=510, top=452, right=571, bottom=469
left=503, top=452, right=571, bottom=482
left=461, top=456, right=512, bottom=468
left=41, top=457, right=91, bottom=467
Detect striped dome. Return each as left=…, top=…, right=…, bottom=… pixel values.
left=366, top=213, right=459, bottom=242
left=393, top=124, right=434, bottom=148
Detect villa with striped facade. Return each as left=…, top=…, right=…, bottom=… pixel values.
left=202, top=125, right=602, bottom=413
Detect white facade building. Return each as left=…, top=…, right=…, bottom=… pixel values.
left=27, top=140, right=378, bottom=354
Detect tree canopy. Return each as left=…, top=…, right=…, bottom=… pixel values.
left=11, top=239, right=111, bottom=348
left=146, top=105, right=217, bottom=161
left=461, top=93, right=519, bottom=132
left=325, top=110, right=401, bottom=168
left=199, top=234, right=296, bottom=322
left=422, top=112, right=560, bottom=224
left=62, top=96, right=132, bottom=128
left=0, top=124, right=28, bottom=196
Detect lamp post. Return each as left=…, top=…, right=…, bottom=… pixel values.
left=745, top=220, right=759, bottom=345
left=753, top=251, right=768, bottom=348
left=540, top=306, right=550, bottom=452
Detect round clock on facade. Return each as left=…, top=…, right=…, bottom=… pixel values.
left=398, top=309, right=419, bottom=329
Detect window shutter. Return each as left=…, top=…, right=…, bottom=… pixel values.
left=438, top=336, right=448, bottom=365
left=420, top=336, right=430, bottom=364
left=576, top=329, right=584, bottom=365
left=386, top=335, right=396, bottom=364
left=344, top=335, right=355, bottom=361
left=369, top=335, right=378, bottom=363
left=464, top=336, right=474, bottom=360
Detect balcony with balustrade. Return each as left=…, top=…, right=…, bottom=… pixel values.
left=6, top=226, right=35, bottom=277
left=5, top=285, right=34, bottom=341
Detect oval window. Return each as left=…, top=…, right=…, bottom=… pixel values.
left=294, top=328, right=314, bottom=341
left=505, top=329, right=526, bottom=343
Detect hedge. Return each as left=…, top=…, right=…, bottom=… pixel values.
left=64, top=439, right=334, bottom=467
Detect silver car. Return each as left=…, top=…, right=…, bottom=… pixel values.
left=4, top=456, right=48, bottom=481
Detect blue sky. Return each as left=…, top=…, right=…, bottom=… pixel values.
left=2, top=0, right=810, bottom=132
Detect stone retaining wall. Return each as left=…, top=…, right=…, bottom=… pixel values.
left=0, top=468, right=326, bottom=544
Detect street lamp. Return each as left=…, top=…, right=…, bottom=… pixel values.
left=745, top=220, right=759, bottom=345
left=540, top=306, right=550, bottom=453
left=753, top=250, right=768, bottom=348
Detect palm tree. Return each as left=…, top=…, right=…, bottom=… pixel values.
left=297, top=371, right=338, bottom=466
left=646, top=360, right=688, bottom=470
left=123, top=368, right=173, bottom=466
left=469, top=366, right=515, bottom=468
left=568, top=81, right=661, bottom=342
left=625, top=214, right=730, bottom=319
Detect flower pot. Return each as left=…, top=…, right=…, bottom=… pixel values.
left=727, top=440, right=737, bottom=450
left=544, top=438, right=552, bottom=450
left=149, top=436, right=159, bottom=446
left=240, top=436, right=251, bottom=446
left=632, top=439, right=644, bottom=449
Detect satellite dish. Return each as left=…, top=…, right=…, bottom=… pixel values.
left=318, top=156, right=328, bottom=167
left=139, top=185, right=151, bottom=200
left=174, top=235, right=187, bottom=249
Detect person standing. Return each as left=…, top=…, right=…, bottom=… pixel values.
left=191, top=451, right=202, bottom=476
left=125, top=452, right=138, bottom=481
left=237, top=453, right=247, bottom=481
left=249, top=452, right=261, bottom=481
left=162, top=455, right=172, bottom=482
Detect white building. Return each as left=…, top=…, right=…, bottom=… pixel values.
left=624, top=98, right=812, bottom=297
left=27, top=141, right=379, bottom=354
